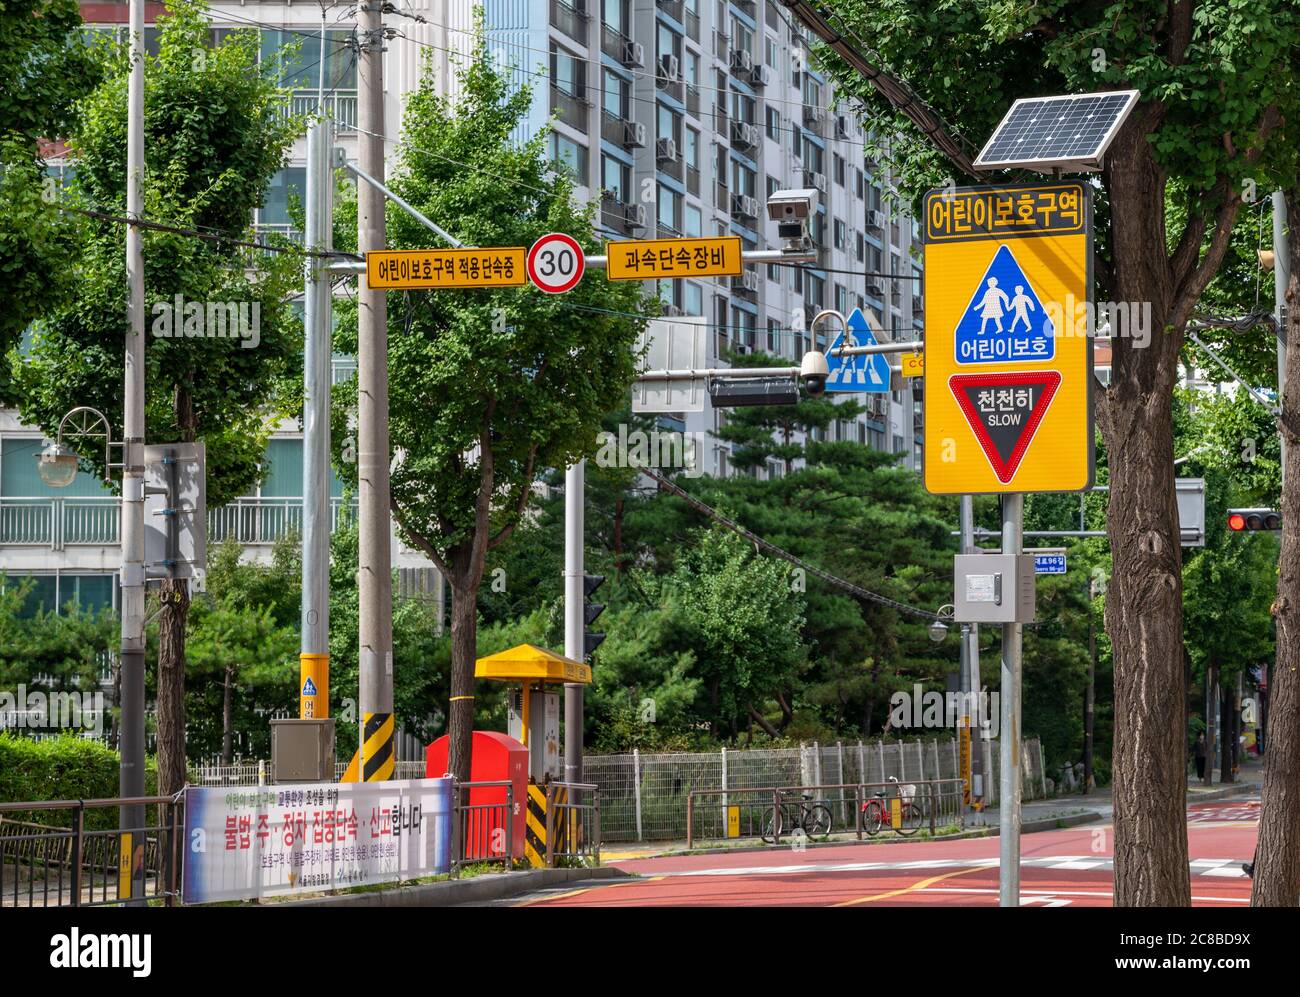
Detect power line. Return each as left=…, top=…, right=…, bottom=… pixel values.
left=640, top=462, right=945, bottom=622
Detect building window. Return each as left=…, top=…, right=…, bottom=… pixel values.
left=833, top=218, right=846, bottom=249
left=685, top=281, right=704, bottom=315
left=601, top=155, right=630, bottom=201
left=765, top=105, right=780, bottom=141
left=550, top=133, right=588, bottom=184
left=658, top=184, right=679, bottom=230
left=550, top=44, right=585, bottom=98
left=603, top=69, right=628, bottom=117
left=685, top=202, right=702, bottom=236
left=833, top=153, right=845, bottom=186
left=767, top=318, right=780, bottom=352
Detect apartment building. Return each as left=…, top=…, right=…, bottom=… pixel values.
left=0, top=0, right=924, bottom=614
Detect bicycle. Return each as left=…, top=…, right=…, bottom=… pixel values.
left=761, top=794, right=834, bottom=843
left=860, top=777, right=923, bottom=836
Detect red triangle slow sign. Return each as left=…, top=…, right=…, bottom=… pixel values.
left=949, top=371, right=1062, bottom=484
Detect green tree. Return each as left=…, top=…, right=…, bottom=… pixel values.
left=13, top=3, right=304, bottom=793
left=331, top=42, right=650, bottom=781
left=0, top=0, right=101, bottom=394
left=820, top=0, right=1300, bottom=906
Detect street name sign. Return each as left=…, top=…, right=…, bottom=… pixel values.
left=606, top=236, right=742, bottom=280
left=923, top=181, right=1094, bottom=493
left=366, top=247, right=527, bottom=290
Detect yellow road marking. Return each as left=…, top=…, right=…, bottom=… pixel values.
left=833, top=865, right=990, bottom=907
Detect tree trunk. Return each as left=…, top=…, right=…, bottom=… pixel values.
left=221, top=664, right=234, bottom=765
left=748, top=705, right=779, bottom=738
left=1253, top=193, right=1300, bottom=906
left=155, top=578, right=190, bottom=795
left=445, top=569, right=480, bottom=783
left=1101, top=118, right=1191, bottom=907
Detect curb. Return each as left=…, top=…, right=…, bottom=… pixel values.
left=262, top=866, right=630, bottom=908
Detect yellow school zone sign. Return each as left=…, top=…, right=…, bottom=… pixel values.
left=922, top=182, right=1094, bottom=494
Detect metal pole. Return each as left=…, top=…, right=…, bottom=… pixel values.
left=119, top=0, right=147, bottom=903
left=563, top=460, right=585, bottom=785
left=300, top=117, right=333, bottom=720
left=958, top=495, right=982, bottom=814
left=356, top=1, right=394, bottom=780
left=999, top=492, right=1023, bottom=906
left=1275, top=190, right=1289, bottom=483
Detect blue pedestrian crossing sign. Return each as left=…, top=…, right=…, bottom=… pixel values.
left=825, top=307, right=891, bottom=394
left=1033, top=553, right=1067, bottom=574
left=954, top=244, right=1055, bottom=366
left=302, top=677, right=318, bottom=696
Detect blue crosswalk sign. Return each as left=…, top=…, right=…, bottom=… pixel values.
left=954, top=245, right=1055, bottom=366
left=825, top=307, right=891, bottom=393
left=302, top=677, right=317, bottom=696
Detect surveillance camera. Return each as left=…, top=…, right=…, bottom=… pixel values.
left=766, top=187, right=818, bottom=222
left=767, top=188, right=819, bottom=254
left=800, top=350, right=829, bottom=396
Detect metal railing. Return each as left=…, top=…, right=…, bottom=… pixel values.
left=0, top=796, right=180, bottom=908
left=546, top=782, right=601, bottom=868
left=451, top=780, right=515, bottom=872
left=0, top=498, right=119, bottom=548
left=684, top=779, right=966, bottom=849
left=286, top=90, right=357, bottom=131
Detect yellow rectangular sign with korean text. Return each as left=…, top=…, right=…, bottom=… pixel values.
left=365, top=248, right=527, bottom=290
left=922, top=182, right=1093, bottom=494
left=605, top=236, right=743, bottom=281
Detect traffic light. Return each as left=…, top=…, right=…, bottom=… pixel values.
left=1227, top=508, right=1281, bottom=532
left=583, top=573, right=606, bottom=661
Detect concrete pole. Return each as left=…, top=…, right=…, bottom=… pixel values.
left=999, top=492, right=1023, bottom=906
left=564, top=460, right=585, bottom=785
left=119, top=0, right=147, bottom=901
left=356, top=2, right=394, bottom=781
left=299, top=117, right=334, bottom=720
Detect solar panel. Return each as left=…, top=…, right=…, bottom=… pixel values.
left=974, top=91, right=1139, bottom=172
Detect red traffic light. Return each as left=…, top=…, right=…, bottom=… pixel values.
left=1227, top=508, right=1281, bottom=532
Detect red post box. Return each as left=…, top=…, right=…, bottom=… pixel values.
left=426, top=730, right=528, bottom=860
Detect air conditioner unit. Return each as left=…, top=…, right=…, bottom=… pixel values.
left=624, top=120, right=647, bottom=148
left=753, top=64, right=772, bottom=87
left=742, top=269, right=759, bottom=292
left=804, top=106, right=825, bottom=127
left=730, top=120, right=757, bottom=148
left=625, top=202, right=648, bottom=228
left=865, top=282, right=885, bottom=298
left=866, top=209, right=886, bottom=231
left=660, top=54, right=680, bottom=82
left=730, top=48, right=753, bottom=73
left=835, top=116, right=850, bottom=139
left=805, top=171, right=827, bottom=193
left=742, top=195, right=759, bottom=218
left=661, top=303, right=684, bottom=317
left=623, top=40, right=645, bottom=68
left=656, top=137, right=678, bottom=162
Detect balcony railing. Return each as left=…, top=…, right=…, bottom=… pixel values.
left=549, top=85, right=590, bottom=131
left=0, top=497, right=358, bottom=550
left=600, top=23, right=630, bottom=62
left=657, top=0, right=684, bottom=21
left=685, top=83, right=700, bottom=117
left=286, top=91, right=358, bottom=132
left=550, top=0, right=590, bottom=44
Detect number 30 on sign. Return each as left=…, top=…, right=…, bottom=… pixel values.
left=527, top=233, right=585, bottom=294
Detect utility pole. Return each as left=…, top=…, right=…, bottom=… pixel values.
left=356, top=2, right=394, bottom=781
left=299, top=114, right=334, bottom=721
left=999, top=493, right=1023, bottom=907
left=958, top=495, right=982, bottom=815
left=564, top=460, right=585, bottom=785
left=119, top=0, right=147, bottom=903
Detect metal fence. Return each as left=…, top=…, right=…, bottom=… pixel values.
left=451, top=780, right=515, bottom=872
left=684, top=778, right=967, bottom=848
left=587, top=737, right=1044, bottom=843
left=0, top=796, right=180, bottom=908
left=546, top=782, right=601, bottom=868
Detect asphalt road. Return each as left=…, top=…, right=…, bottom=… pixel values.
left=500, top=798, right=1260, bottom=908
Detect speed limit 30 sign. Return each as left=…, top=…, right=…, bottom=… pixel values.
left=527, top=233, right=585, bottom=293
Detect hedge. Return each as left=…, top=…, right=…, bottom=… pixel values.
left=0, top=734, right=157, bottom=831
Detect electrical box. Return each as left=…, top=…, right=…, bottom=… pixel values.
left=270, top=718, right=335, bottom=783
left=507, top=688, right=561, bottom=782
left=953, top=553, right=1036, bottom=623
